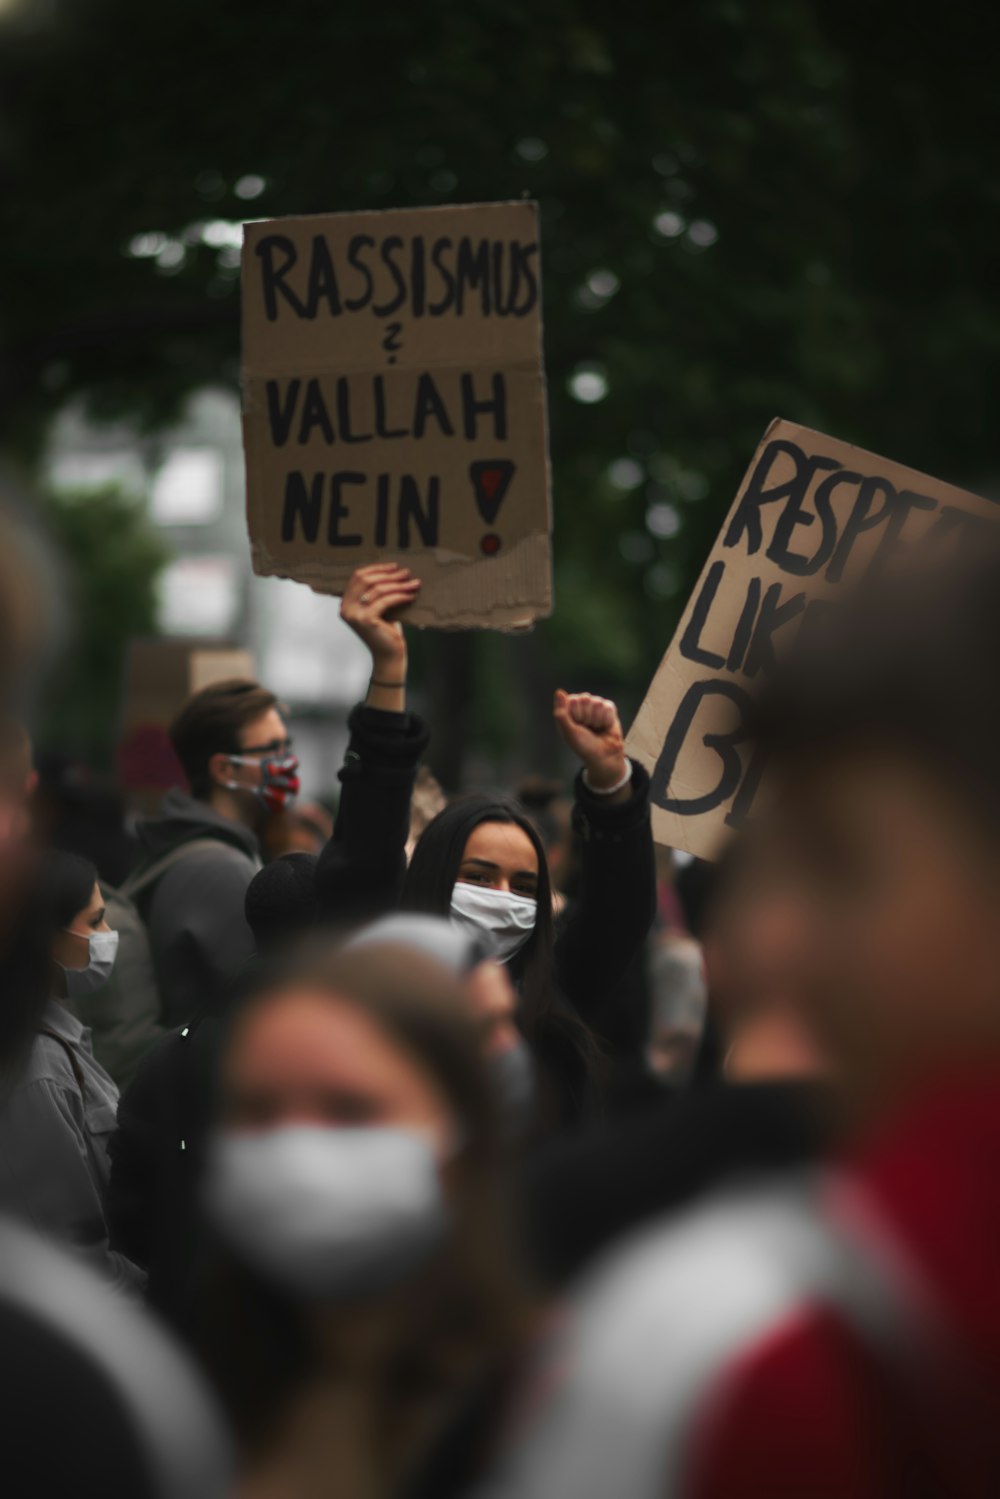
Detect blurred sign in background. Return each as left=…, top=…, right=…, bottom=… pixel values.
left=44, top=390, right=371, bottom=797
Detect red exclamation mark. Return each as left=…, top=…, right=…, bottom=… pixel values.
left=470, top=460, right=516, bottom=555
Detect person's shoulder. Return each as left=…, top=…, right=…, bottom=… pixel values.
left=686, top=1306, right=887, bottom=1498
left=18, top=1032, right=79, bottom=1091
left=153, top=837, right=258, bottom=898
left=545, top=1179, right=835, bottom=1425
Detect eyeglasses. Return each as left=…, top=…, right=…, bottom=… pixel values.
left=237, top=738, right=295, bottom=759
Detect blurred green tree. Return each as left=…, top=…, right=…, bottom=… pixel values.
left=36, top=486, right=169, bottom=766
left=1, top=0, right=998, bottom=777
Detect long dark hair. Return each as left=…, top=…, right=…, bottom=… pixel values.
left=401, top=795, right=555, bottom=1035
left=44, top=849, right=98, bottom=932
left=402, top=797, right=604, bottom=1125
left=0, top=849, right=97, bottom=1093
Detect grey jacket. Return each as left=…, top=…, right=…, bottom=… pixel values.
left=0, top=1000, right=145, bottom=1293
left=133, top=790, right=261, bottom=1027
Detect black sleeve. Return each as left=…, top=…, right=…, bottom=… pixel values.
left=552, top=760, right=658, bottom=1037
left=520, top=1083, right=828, bottom=1290
left=106, top=1030, right=184, bottom=1271
left=314, top=702, right=430, bottom=927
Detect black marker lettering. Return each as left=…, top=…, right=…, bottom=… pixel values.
left=725, top=743, right=768, bottom=831
left=327, top=473, right=364, bottom=547
left=373, top=376, right=408, bottom=440
left=410, top=236, right=426, bottom=318
left=344, top=234, right=375, bottom=311
left=298, top=379, right=334, bottom=444
left=428, top=236, right=456, bottom=315
left=492, top=242, right=512, bottom=316
left=824, top=476, right=895, bottom=584
left=679, top=561, right=727, bottom=669
left=766, top=467, right=858, bottom=576
left=867, top=489, right=937, bottom=574
left=265, top=378, right=301, bottom=447
left=511, top=242, right=540, bottom=316
left=650, top=678, right=753, bottom=817
left=455, top=237, right=491, bottom=315
left=255, top=235, right=307, bottom=320
left=281, top=471, right=323, bottom=542
left=375, top=474, right=390, bottom=546
left=726, top=575, right=762, bottom=672
left=398, top=474, right=440, bottom=547
left=461, top=372, right=506, bottom=440
left=305, top=235, right=341, bottom=317
left=724, top=440, right=839, bottom=557
left=372, top=236, right=407, bottom=317
left=742, top=582, right=807, bottom=678
left=413, top=373, right=455, bottom=439
left=335, top=379, right=373, bottom=444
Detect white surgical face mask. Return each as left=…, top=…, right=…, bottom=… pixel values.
left=59, top=929, right=119, bottom=999
left=202, top=1124, right=449, bottom=1300
left=449, top=882, right=537, bottom=964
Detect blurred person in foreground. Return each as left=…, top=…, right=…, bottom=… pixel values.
left=0, top=849, right=143, bottom=1291
left=473, top=547, right=1000, bottom=1499
left=0, top=715, right=36, bottom=843
left=191, top=940, right=529, bottom=1499
left=519, top=830, right=830, bottom=1291
left=127, top=679, right=300, bottom=1028
left=0, top=1216, right=230, bottom=1498
left=108, top=902, right=530, bottom=1321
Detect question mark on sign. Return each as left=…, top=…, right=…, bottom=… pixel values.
left=382, top=322, right=403, bottom=364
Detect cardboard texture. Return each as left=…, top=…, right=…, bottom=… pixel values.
left=242, top=201, right=553, bottom=630
left=627, top=420, right=1000, bottom=859
left=117, top=639, right=255, bottom=801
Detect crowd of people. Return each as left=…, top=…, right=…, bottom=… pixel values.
left=0, top=548, right=997, bottom=1497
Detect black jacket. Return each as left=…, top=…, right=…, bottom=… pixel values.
left=315, top=704, right=430, bottom=927
left=513, top=763, right=658, bottom=1128
left=520, top=1082, right=829, bottom=1288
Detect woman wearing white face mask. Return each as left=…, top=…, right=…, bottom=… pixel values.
left=193, top=941, right=529, bottom=1499
left=402, top=702, right=658, bottom=1130
left=0, top=850, right=144, bottom=1292
left=338, top=565, right=659, bottom=1132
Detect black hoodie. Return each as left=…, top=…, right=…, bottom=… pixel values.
left=132, top=790, right=261, bottom=1027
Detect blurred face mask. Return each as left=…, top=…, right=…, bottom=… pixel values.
left=450, top=882, right=537, bottom=964
left=59, top=929, right=119, bottom=999
left=202, top=1124, right=449, bottom=1300
left=225, top=753, right=301, bottom=815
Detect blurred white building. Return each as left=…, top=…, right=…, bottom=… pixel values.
left=44, top=387, right=371, bottom=798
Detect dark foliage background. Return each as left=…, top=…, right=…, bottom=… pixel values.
left=2, top=0, right=997, bottom=776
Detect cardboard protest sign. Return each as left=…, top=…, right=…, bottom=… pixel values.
left=117, top=640, right=255, bottom=806
left=242, top=201, right=552, bottom=630
left=627, top=420, right=999, bottom=859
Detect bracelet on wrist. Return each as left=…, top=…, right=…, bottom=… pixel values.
left=582, top=761, right=633, bottom=797
left=370, top=676, right=407, bottom=690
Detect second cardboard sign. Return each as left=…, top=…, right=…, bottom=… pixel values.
left=627, top=419, right=1000, bottom=858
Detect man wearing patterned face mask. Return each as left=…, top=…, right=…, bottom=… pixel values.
left=129, top=679, right=300, bottom=1028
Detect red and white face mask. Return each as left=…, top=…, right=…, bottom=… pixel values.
left=226, top=754, right=301, bottom=814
